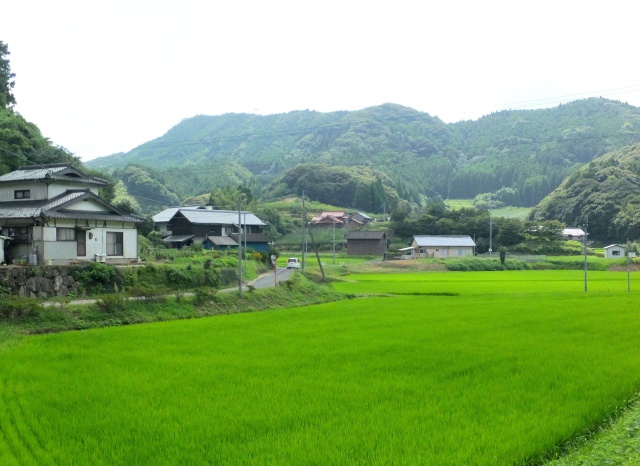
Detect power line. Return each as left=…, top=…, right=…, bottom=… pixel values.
left=0, top=146, right=58, bottom=175
left=493, top=85, right=640, bottom=111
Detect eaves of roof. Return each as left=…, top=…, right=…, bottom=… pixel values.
left=346, top=231, right=386, bottom=240
left=413, top=235, right=476, bottom=247
left=0, top=190, right=144, bottom=223
left=178, top=209, right=266, bottom=226
left=0, top=164, right=108, bottom=185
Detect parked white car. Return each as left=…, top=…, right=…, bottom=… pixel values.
left=286, top=258, right=301, bottom=269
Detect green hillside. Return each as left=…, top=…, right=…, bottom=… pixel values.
left=530, top=143, right=640, bottom=241
left=86, top=98, right=640, bottom=211
left=0, top=108, right=79, bottom=171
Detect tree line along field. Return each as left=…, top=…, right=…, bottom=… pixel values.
left=2, top=271, right=640, bottom=464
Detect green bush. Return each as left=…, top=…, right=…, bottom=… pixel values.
left=71, top=262, right=120, bottom=295
left=446, top=259, right=504, bottom=271
left=118, top=267, right=138, bottom=289
left=165, top=268, right=195, bottom=288
left=95, top=294, right=128, bottom=314
left=512, top=240, right=585, bottom=256
left=502, top=260, right=532, bottom=270
left=194, top=288, right=218, bottom=305
left=127, top=285, right=169, bottom=304
left=444, top=258, right=531, bottom=272
left=219, top=268, right=238, bottom=286
left=0, top=296, right=42, bottom=318
left=203, top=269, right=220, bottom=287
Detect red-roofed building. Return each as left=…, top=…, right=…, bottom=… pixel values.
left=310, top=211, right=348, bottom=227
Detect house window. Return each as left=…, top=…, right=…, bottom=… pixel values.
left=457, top=249, right=464, bottom=255
left=107, top=231, right=124, bottom=256
left=106, top=232, right=124, bottom=256
left=56, top=228, right=76, bottom=241
left=612, top=250, right=621, bottom=256
left=14, top=189, right=30, bottom=199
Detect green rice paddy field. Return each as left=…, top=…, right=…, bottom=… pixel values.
left=2, top=271, right=640, bottom=464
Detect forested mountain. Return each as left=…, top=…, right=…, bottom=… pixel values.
left=87, top=98, right=640, bottom=212
left=0, top=108, right=79, bottom=172
left=0, top=41, right=78, bottom=176
left=529, top=143, right=640, bottom=241
left=268, top=164, right=402, bottom=213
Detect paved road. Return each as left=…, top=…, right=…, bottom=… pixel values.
left=248, top=267, right=293, bottom=289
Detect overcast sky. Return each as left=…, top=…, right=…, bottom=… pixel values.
left=3, top=1, right=640, bottom=162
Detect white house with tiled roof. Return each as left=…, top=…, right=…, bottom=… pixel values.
left=405, top=235, right=476, bottom=259
left=562, top=228, right=585, bottom=242
left=0, top=164, right=144, bottom=265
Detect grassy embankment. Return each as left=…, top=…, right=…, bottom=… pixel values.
left=2, top=270, right=640, bottom=464
left=0, top=274, right=342, bottom=338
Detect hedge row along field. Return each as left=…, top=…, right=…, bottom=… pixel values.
left=1, top=272, right=640, bottom=464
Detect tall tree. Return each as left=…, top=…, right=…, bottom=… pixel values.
left=0, top=41, right=16, bottom=109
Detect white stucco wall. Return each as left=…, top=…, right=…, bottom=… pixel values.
left=605, top=246, right=625, bottom=259
left=64, top=199, right=105, bottom=211
left=39, top=224, right=138, bottom=265
left=410, top=241, right=474, bottom=259
left=0, top=180, right=99, bottom=202
left=155, top=222, right=171, bottom=236
left=0, top=182, right=48, bottom=201
left=47, top=182, right=99, bottom=197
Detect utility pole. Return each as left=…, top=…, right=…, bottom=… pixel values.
left=308, top=223, right=325, bottom=280
left=627, top=238, right=631, bottom=292
left=302, top=191, right=306, bottom=272
left=243, top=212, right=247, bottom=280
left=583, top=215, right=588, bottom=293
left=238, top=200, right=243, bottom=297
left=333, top=216, right=336, bottom=264
left=489, top=205, right=493, bottom=255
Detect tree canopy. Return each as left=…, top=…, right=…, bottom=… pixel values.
left=267, top=164, right=401, bottom=213
left=0, top=43, right=78, bottom=174
left=86, top=99, right=640, bottom=211
left=530, top=143, right=640, bottom=241
left=0, top=41, right=16, bottom=110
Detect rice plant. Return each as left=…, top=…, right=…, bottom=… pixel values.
left=1, top=272, right=640, bottom=464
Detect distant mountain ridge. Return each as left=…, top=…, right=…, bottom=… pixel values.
left=86, top=98, right=640, bottom=209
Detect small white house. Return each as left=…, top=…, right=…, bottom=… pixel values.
left=562, top=228, right=585, bottom=242
left=0, top=163, right=144, bottom=265
left=409, top=235, right=476, bottom=259
left=604, top=244, right=626, bottom=259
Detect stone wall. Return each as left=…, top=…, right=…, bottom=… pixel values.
left=0, top=266, right=80, bottom=298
